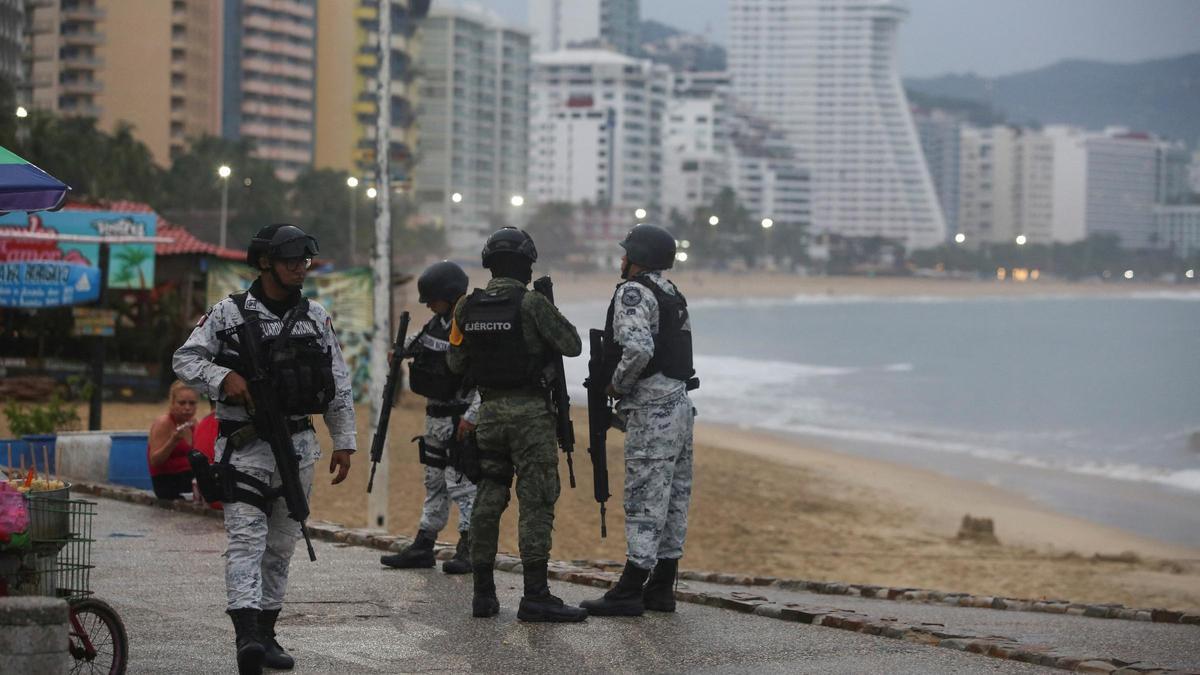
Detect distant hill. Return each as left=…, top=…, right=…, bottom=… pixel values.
left=905, top=52, right=1200, bottom=145
left=639, top=19, right=726, bottom=72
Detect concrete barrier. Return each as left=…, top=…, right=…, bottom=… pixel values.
left=0, top=596, right=70, bottom=673
left=16, top=430, right=152, bottom=491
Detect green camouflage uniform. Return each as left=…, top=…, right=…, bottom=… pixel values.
left=448, top=277, right=582, bottom=569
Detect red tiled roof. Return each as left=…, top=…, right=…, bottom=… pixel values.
left=63, top=199, right=244, bottom=261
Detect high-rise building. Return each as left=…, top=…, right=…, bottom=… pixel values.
left=313, top=0, right=421, bottom=186
left=912, top=107, right=962, bottom=240
left=661, top=72, right=731, bottom=218
left=528, top=0, right=639, bottom=56
left=221, top=0, right=317, bottom=181
left=728, top=0, right=945, bottom=249
left=411, top=2, right=530, bottom=258
left=729, top=109, right=810, bottom=231
left=528, top=48, right=669, bottom=211
left=0, top=0, right=23, bottom=86
left=1084, top=130, right=1159, bottom=249
left=20, top=0, right=222, bottom=165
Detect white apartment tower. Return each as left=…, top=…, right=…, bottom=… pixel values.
left=528, top=49, right=669, bottom=211
left=412, top=3, right=531, bottom=257
left=728, top=0, right=946, bottom=248
left=661, top=72, right=732, bottom=218
left=528, top=0, right=640, bottom=55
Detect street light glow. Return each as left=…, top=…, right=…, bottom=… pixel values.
left=681, top=240, right=690, bottom=249
left=1015, top=234, right=1027, bottom=246
left=1123, top=270, right=1134, bottom=280
left=954, top=233, right=966, bottom=244
left=347, top=176, right=359, bottom=188
left=510, top=194, right=524, bottom=207
left=217, top=165, right=232, bottom=179
left=366, top=187, right=378, bottom=199
left=761, top=218, right=774, bottom=229
left=15, top=106, right=27, bottom=118
left=451, top=192, right=463, bottom=203
left=1187, top=269, right=1195, bottom=279
left=708, top=215, right=719, bottom=226
left=634, top=208, right=647, bottom=220
left=676, top=251, right=688, bottom=262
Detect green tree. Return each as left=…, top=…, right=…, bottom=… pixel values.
left=290, top=167, right=358, bottom=264
left=523, top=201, right=577, bottom=262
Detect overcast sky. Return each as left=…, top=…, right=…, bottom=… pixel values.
left=481, top=0, right=1200, bottom=77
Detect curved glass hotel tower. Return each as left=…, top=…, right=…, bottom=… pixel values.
left=729, top=0, right=946, bottom=248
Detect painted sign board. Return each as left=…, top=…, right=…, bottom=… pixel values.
left=0, top=260, right=101, bottom=307
left=72, top=306, right=117, bottom=336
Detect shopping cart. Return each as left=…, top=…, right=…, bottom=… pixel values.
left=0, top=488, right=128, bottom=675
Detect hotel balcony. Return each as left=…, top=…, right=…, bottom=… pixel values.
left=61, top=30, right=106, bottom=47
left=60, top=54, right=103, bottom=70
left=61, top=6, right=106, bottom=22
left=60, top=79, right=103, bottom=95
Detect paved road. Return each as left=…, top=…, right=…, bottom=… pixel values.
left=680, top=579, right=1200, bottom=671
left=86, top=496, right=1050, bottom=674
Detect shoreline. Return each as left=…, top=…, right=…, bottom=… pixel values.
left=541, top=269, right=1194, bottom=303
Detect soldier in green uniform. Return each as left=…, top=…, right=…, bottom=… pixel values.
left=447, top=227, right=586, bottom=623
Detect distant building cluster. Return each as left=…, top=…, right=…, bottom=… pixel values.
left=7, top=0, right=1198, bottom=262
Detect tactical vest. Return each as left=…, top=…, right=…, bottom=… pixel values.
left=227, top=292, right=336, bottom=415
left=460, top=287, right=540, bottom=389
left=407, top=315, right=465, bottom=401
left=603, top=275, right=695, bottom=384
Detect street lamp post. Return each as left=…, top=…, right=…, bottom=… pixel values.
left=217, top=165, right=232, bottom=249
left=347, top=176, right=359, bottom=265
left=761, top=218, right=774, bottom=269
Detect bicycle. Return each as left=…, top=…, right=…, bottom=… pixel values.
left=0, top=489, right=129, bottom=675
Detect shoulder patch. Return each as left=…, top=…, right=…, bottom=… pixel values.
left=621, top=286, right=643, bottom=307
left=195, top=312, right=208, bottom=328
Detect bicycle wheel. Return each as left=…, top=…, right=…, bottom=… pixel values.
left=68, top=597, right=128, bottom=675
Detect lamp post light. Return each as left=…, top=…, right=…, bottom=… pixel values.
left=708, top=215, right=719, bottom=226
left=217, top=165, right=232, bottom=249
left=15, top=106, right=27, bottom=118
left=510, top=194, right=524, bottom=207
left=451, top=192, right=463, bottom=203
left=347, top=176, right=360, bottom=265
left=366, top=186, right=378, bottom=199
left=760, top=218, right=774, bottom=270
left=1015, top=234, right=1027, bottom=246
left=954, top=233, right=966, bottom=244
left=761, top=218, right=774, bottom=229
left=634, top=207, right=647, bottom=220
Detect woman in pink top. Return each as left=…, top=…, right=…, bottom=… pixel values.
left=147, top=381, right=198, bottom=499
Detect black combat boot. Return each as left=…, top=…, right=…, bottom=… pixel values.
left=380, top=529, right=437, bottom=568
left=442, top=530, right=472, bottom=575
left=579, top=560, right=650, bottom=616
left=227, top=608, right=265, bottom=675
left=472, top=563, right=500, bottom=618
left=642, top=557, right=679, bottom=612
left=258, top=608, right=295, bottom=670
left=517, top=562, right=588, bottom=623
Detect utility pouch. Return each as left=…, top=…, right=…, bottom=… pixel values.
left=415, top=435, right=448, bottom=469
left=457, top=431, right=482, bottom=484
left=188, top=450, right=223, bottom=503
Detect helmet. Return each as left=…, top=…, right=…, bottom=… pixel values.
left=417, top=260, right=469, bottom=304
left=619, top=224, right=676, bottom=270
left=481, top=226, right=537, bottom=268
left=247, top=223, right=319, bottom=268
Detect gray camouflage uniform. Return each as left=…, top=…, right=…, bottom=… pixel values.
left=610, top=272, right=696, bottom=570
left=407, top=318, right=480, bottom=534
left=173, top=290, right=357, bottom=611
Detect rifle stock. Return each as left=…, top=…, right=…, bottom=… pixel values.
left=584, top=328, right=612, bottom=537
left=368, top=311, right=410, bottom=493
left=232, top=317, right=318, bottom=561
left=532, top=276, right=576, bottom=488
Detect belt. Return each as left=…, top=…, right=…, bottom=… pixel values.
left=478, top=386, right=545, bottom=402
left=218, top=417, right=313, bottom=451
left=426, top=403, right=470, bottom=418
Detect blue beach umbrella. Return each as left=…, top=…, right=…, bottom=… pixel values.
left=0, top=145, right=69, bottom=213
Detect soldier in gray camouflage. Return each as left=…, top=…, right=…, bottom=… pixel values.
left=174, top=224, right=356, bottom=675
left=382, top=261, right=479, bottom=574
left=447, top=227, right=588, bottom=623
left=581, top=224, right=697, bottom=618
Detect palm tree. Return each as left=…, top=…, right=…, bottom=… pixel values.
left=112, top=245, right=151, bottom=289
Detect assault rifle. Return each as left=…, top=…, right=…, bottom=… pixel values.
left=532, top=275, right=576, bottom=488
left=583, top=328, right=612, bottom=537
left=368, top=310, right=410, bottom=493
left=229, top=315, right=319, bottom=561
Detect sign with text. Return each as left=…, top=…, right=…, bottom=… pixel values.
left=0, top=210, right=157, bottom=299
left=0, top=260, right=101, bottom=307
left=72, top=307, right=117, bottom=336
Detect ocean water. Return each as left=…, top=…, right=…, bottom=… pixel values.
left=560, top=291, right=1200, bottom=546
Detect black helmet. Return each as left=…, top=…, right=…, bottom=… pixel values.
left=247, top=223, right=319, bottom=268
left=417, top=260, right=469, bottom=304
left=620, top=224, right=675, bottom=270
left=481, top=226, right=537, bottom=268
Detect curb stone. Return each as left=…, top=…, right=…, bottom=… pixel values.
left=73, top=480, right=1194, bottom=674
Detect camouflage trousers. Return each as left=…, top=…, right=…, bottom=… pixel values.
left=223, top=462, right=315, bottom=611
left=417, top=414, right=476, bottom=533
left=623, top=392, right=695, bottom=570
left=469, top=396, right=560, bottom=568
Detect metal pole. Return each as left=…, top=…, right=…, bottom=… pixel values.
left=349, top=185, right=357, bottom=266
left=367, top=0, right=393, bottom=531
left=219, top=177, right=229, bottom=249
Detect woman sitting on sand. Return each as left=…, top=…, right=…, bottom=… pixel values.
left=147, top=381, right=199, bottom=499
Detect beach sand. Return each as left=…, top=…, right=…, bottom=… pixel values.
left=7, top=276, right=1197, bottom=611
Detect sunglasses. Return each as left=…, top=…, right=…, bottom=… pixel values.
left=280, top=257, right=313, bottom=271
